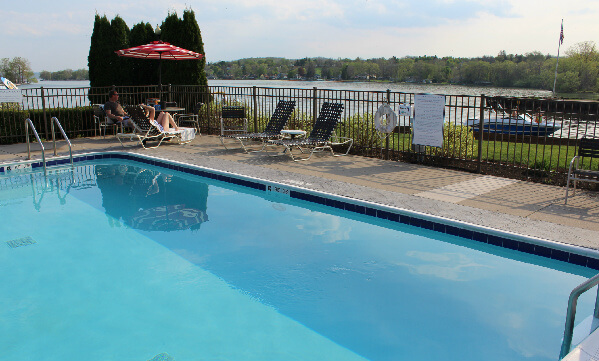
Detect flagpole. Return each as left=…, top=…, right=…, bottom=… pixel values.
left=552, top=19, right=564, bottom=96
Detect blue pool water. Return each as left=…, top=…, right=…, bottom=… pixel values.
left=0, top=159, right=596, bottom=361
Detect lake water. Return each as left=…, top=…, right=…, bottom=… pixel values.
left=19, top=80, right=582, bottom=137
left=23, top=80, right=552, bottom=98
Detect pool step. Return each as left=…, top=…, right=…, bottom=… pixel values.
left=562, top=315, right=599, bottom=360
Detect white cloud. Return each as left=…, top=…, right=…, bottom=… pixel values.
left=0, top=11, right=88, bottom=37
left=296, top=211, right=351, bottom=243
left=395, top=251, right=494, bottom=281
left=3, top=0, right=599, bottom=70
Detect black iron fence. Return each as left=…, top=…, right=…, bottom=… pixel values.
left=2, top=84, right=598, bottom=185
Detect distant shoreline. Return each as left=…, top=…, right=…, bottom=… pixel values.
left=19, top=79, right=598, bottom=100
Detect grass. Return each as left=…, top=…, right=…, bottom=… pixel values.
left=368, top=132, right=599, bottom=173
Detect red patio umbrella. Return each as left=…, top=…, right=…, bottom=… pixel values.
left=115, top=40, right=203, bottom=91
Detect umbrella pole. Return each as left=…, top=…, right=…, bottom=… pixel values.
left=158, top=55, right=162, bottom=101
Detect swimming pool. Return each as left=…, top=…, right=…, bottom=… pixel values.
left=1, top=154, right=598, bottom=361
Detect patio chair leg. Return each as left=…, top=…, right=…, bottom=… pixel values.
left=289, top=147, right=318, bottom=161
left=245, top=140, right=273, bottom=153
left=330, top=138, right=354, bottom=157
left=237, top=139, right=252, bottom=153
left=219, top=136, right=232, bottom=150
left=220, top=136, right=248, bottom=152
left=266, top=144, right=298, bottom=159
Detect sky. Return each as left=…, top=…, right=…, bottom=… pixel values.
left=1, top=0, right=598, bottom=72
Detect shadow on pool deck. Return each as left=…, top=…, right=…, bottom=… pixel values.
left=1, top=134, right=599, bottom=249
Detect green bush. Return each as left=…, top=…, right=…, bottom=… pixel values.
left=340, top=113, right=379, bottom=149
left=427, top=123, right=477, bottom=159
left=0, top=106, right=98, bottom=144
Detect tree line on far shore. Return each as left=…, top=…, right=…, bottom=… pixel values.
left=206, top=41, right=599, bottom=93
left=0, top=57, right=37, bottom=84
left=0, top=57, right=88, bottom=83
left=39, top=69, right=88, bottom=81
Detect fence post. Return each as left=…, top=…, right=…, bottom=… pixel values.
left=252, top=86, right=258, bottom=131
left=312, top=87, right=318, bottom=124
left=168, top=84, right=172, bottom=102
left=40, top=87, right=49, bottom=140
left=477, top=94, right=485, bottom=173
left=385, top=89, right=391, bottom=160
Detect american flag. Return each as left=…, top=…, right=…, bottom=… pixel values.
left=560, top=22, right=564, bottom=45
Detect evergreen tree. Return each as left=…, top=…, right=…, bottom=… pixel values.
left=88, top=14, right=130, bottom=88
left=88, top=14, right=112, bottom=87
left=129, top=22, right=158, bottom=86
left=160, top=9, right=208, bottom=87
left=108, top=16, right=131, bottom=86
left=88, top=10, right=207, bottom=91
left=159, top=12, right=183, bottom=87
left=179, top=9, right=208, bottom=87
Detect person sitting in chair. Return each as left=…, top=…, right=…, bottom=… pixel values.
left=105, top=90, right=160, bottom=129
left=105, top=90, right=179, bottom=132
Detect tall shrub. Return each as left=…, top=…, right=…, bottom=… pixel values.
left=88, top=10, right=207, bottom=89
left=160, top=9, right=208, bottom=87
left=108, top=16, right=131, bottom=85
left=88, top=14, right=113, bottom=87
left=129, top=22, right=158, bottom=86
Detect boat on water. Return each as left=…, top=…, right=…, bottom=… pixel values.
left=466, top=116, right=561, bottom=136
left=0, top=77, right=18, bottom=90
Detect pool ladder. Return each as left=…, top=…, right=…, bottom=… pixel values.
left=25, top=117, right=73, bottom=176
left=559, top=272, right=599, bottom=359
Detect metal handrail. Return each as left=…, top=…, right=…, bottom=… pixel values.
left=50, top=117, right=73, bottom=167
left=25, top=118, right=46, bottom=176
left=559, top=272, right=599, bottom=359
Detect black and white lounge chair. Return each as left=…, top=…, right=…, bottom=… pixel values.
left=117, top=105, right=195, bottom=149
left=220, top=100, right=296, bottom=152
left=267, top=102, right=352, bottom=161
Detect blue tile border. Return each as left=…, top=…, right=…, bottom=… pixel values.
left=4, top=151, right=599, bottom=271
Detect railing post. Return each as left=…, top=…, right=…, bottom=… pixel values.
left=476, top=94, right=485, bottom=173
left=168, top=84, right=172, bottom=102
left=594, top=286, right=599, bottom=318
left=385, top=89, right=391, bottom=160
left=559, top=273, right=599, bottom=360
left=25, top=119, right=31, bottom=159
left=51, top=116, right=57, bottom=156
left=312, top=87, right=318, bottom=124
left=252, top=86, right=258, bottom=132
left=40, top=87, right=49, bottom=140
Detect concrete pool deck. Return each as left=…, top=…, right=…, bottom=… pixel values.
left=1, top=134, right=599, bottom=252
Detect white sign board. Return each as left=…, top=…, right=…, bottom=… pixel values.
left=398, top=103, right=411, bottom=117
left=412, top=93, right=445, bottom=148
left=0, top=90, right=23, bottom=103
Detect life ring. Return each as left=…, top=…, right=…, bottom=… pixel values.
left=374, top=104, right=398, bottom=133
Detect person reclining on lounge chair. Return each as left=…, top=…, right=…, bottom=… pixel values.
left=117, top=105, right=195, bottom=149
left=154, top=111, right=179, bottom=132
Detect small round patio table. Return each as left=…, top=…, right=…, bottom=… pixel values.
left=281, top=130, right=306, bottom=139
